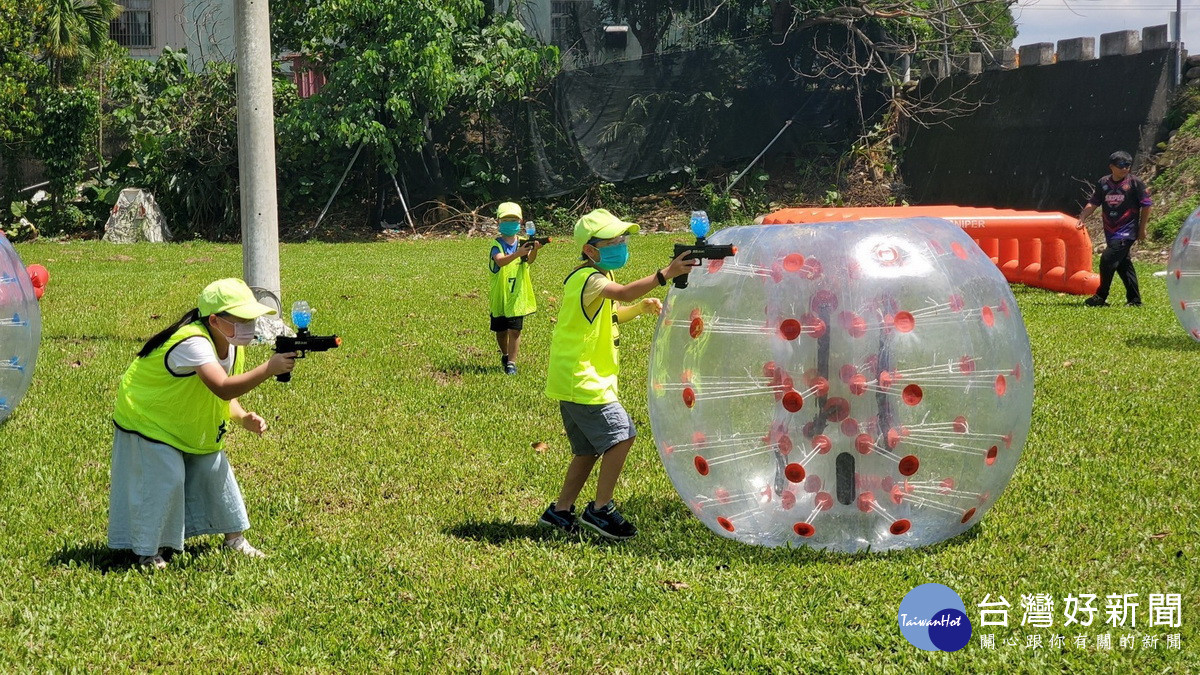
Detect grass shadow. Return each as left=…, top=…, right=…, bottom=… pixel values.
left=1125, top=333, right=1200, bottom=351
left=444, top=519, right=565, bottom=545
left=432, top=363, right=498, bottom=377
left=49, top=540, right=219, bottom=573
left=445, top=493, right=982, bottom=564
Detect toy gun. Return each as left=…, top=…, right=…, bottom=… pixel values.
left=672, top=210, right=736, bottom=289
left=275, top=301, right=341, bottom=382
left=519, top=221, right=551, bottom=249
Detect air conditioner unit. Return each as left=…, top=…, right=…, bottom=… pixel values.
left=603, top=25, right=629, bottom=49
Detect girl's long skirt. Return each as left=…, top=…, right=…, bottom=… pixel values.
left=107, top=427, right=251, bottom=556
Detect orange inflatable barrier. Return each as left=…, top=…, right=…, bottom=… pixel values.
left=761, top=206, right=1100, bottom=295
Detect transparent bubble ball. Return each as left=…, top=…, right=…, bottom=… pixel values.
left=0, top=237, right=40, bottom=424
left=1166, top=207, right=1200, bottom=340
left=648, top=218, right=1034, bottom=552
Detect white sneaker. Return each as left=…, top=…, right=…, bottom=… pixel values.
left=138, top=553, right=168, bottom=570
left=222, top=535, right=267, bottom=558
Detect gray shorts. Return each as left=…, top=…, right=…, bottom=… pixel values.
left=559, top=400, right=636, bottom=456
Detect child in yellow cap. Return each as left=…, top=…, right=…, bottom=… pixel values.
left=489, top=202, right=542, bottom=374
left=108, top=278, right=297, bottom=569
left=538, top=209, right=696, bottom=539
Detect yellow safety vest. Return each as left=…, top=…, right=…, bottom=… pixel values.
left=112, top=322, right=245, bottom=454
left=545, top=267, right=620, bottom=404
left=488, top=238, right=536, bottom=318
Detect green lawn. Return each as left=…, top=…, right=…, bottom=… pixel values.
left=1, top=235, right=1196, bottom=671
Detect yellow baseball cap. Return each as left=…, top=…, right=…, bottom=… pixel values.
left=573, top=208, right=640, bottom=248
left=197, top=278, right=277, bottom=319
left=497, top=202, right=522, bottom=221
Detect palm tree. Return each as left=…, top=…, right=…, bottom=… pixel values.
left=41, top=0, right=121, bottom=85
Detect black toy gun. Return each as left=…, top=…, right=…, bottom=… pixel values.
left=520, top=221, right=550, bottom=250
left=275, top=301, right=342, bottom=382
left=672, top=210, right=736, bottom=289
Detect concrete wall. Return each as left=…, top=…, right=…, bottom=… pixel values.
left=903, top=25, right=1181, bottom=214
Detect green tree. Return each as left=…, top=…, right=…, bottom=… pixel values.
left=0, top=0, right=50, bottom=217
left=40, top=0, right=121, bottom=85
left=274, top=0, right=557, bottom=223
left=37, top=86, right=98, bottom=232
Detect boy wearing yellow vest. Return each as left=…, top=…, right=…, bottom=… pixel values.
left=489, top=202, right=541, bottom=375
left=109, top=279, right=296, bottom=569
left=539, top=209, right=696, bottom=539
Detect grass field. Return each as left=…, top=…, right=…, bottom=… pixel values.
left=1, top=234, right=1197, bottom=671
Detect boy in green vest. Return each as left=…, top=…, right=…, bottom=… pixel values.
left=489, top=202, right=541, bottom=375
left=539, top=209, right=696, bottom=539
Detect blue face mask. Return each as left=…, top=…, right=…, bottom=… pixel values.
left=499, top=221, right=521, bottom=237
left=595, top=242, right=629, bottom=270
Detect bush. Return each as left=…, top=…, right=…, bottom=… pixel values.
left=1150, top=193, right=1200, bottom=242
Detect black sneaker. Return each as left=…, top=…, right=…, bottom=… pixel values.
left=1083, top=295, right=1108, bottom=307
left=537, top=503, right=578, bottom=534
left=505, top=362, right=518, bottom=375
left=580, top=501, right=638, bottom=540
left=1126, top=301, right=1143, bottom=307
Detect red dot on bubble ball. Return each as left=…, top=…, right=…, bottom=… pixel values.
left=781, top=490, right=797, bottom=510
left=777, top=434, right=793, bottom=455
left=717, top=517, right=735, bottom=532
left=689, top=317, right=704, bottom=338
left=886, top=428, right=900, bottom=449
left=815, top=492, right=833, bottom=511
left=839, top=363, right=857, bottom=384
left=994, top=375, right=1008, bottom=397
left=855, top=434, right=874, bottom=454
left=959, top=356, right=975, bottom=374
left=951, top=242, right=969, bottom=259
left=784, top=463, right=805, bottom=483
left=783, top=253, right=805, bottom=272
left=893, top=311, right=915, bottom=333
left=953, top=416, right=969, bottom=433
left=779, top=318, right=802, bottom=341
left=857, top=492, right=875, bottom=513
left=812, top=435, right=832, bottom=454
left=985, top=446, right=998, bottom=466
left=682, top=387, right=696, bottom=408
left=849, top=374, right=867, bottom=396
left=693, top=431, right=707, bottom=446
left=810, top=290, right=838, bottom=312
left=715, top=488, right=731, bottom=505
left=982, top=305, right=995, bottom=327
left=902, top=384, right=923, bottom=406
left=840, top=418, right=859, bottom=437
left=961, top=508, right=977, bottom=523
left=694, top=455, right=709, bottom=475
left=782, top=390, right=804, bottom=413
left=890, top=519, right=912, bottom=535
left=899, top=455, right=920, bottom=476
left=762, top=361, right=777, bottom=378
left=825, top=397, right=850, bottom=422
left=793, top=522, right=815, bottom=537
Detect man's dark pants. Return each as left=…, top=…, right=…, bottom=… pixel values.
left=1096, top=237, right=1141, bottom=304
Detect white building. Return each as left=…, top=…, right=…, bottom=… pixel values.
left=109, top=0, right=235, bottom=66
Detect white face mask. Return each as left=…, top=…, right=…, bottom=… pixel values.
left=216, top=317, right=256, bottom=346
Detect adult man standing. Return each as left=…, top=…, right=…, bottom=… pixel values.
left=1076, top=150, right=1152, bottom=307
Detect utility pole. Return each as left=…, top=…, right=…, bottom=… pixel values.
left=1174, top=0, right=1184, bottom=86
left=234, top=0, right=283, bottom=324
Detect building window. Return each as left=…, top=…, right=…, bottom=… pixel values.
left=551, top=0, right=582, bottom=45
left=110, top=0, right=152, bottom=48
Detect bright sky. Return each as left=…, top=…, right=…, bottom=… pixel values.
left=1013, top=0, right=1199, bottom=52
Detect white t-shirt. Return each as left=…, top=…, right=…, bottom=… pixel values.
left=166, top=337, right=235, bottom=376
